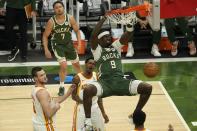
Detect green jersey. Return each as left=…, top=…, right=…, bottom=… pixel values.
left=92, top=40, right=124, bottom=78
left=51, top=14, right=72, bottom=45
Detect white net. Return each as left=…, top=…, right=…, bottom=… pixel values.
left=106, top=11, right=138, bottom=25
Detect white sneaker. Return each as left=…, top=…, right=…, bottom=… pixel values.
left=151, top=44, right=161, bottom=57
left=126, top=42, right=134, bottom=57
left=171, top=41, right=178, bottom=56
left=84, top=118, right=94, bottom=131
left=188, top=41, right=196, bottom=56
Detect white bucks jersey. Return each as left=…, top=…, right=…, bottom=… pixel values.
left=31, top=87, right=56, bottom=126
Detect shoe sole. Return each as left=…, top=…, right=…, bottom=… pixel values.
left=8, top=49, right=19, bottom=62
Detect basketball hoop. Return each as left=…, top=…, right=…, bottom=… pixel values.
left=105, top=3, right=151, bottom=25
left=106, top=11, right=137, bottom=25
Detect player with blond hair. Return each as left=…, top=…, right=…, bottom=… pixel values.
left=31, top=66, right=75, bottom=131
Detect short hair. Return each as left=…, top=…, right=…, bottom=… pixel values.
left=85, top=57, right=94, bottom=64
left=31, top=66, right=43, bottom=77
left=133, top=110, right=146, bottom=127
left=53, top=0, right=64, bottom=8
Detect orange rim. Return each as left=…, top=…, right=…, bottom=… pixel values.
left=106, top=3, right=151, bottom=16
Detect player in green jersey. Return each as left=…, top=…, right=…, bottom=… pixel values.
left=79, top=16, right=152, bottom=130
left=43, top=1, right=81, bottom=96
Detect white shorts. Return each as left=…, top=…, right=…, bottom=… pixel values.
left=73, top=103, right=105, bottom=131
left=33, top=123, right=56, bottom=131
left=58, top=54, right=79, bottom=64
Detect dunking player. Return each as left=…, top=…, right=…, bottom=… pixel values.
left=31, top=66, right=75, bottom=130
left=43, top=1, right=81, bottom=96
left=72, top=57, right=109, bottom=131
left=81, top=16, right=152, bottom=130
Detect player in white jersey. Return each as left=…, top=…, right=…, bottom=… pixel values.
left=72, top=58, right=109, bottom=131
left=31, top=66, right=75, bottom=131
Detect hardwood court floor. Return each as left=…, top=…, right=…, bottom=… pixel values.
left=0, top=82, right=189, bottom=131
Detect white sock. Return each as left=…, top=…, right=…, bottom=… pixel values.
left=128, top=42, right=133, bottom=49
left=60, top=82, right=64, bottom=87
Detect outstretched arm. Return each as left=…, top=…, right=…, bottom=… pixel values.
left=42, top=19, right=53, bottom=58
left=55, top=84, right=76, bottom=104
left=90, top=16, right=107, bottom=50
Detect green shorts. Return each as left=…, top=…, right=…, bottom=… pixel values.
left=97, top=76, right=142, bottom=98
left=51, top=43, right=79, bottom=63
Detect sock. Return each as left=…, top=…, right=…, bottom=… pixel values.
left=60, top=82, right=64, bottom=87
left=128, top=42, right=133, bottom=49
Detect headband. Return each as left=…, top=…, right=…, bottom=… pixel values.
left=98, top=31, right=110, bottom=39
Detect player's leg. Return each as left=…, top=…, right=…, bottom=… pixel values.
left=164, top=18, right=178, bottom=56
left=83, top=84, right=97, bottom=118
left=151, top=23, right=162, bottom=57
left=70, top=54, right=81, bottom=73
left=58, top=60, right=67, bottom=96
left=126, top=29, right=134, bottom=57
left=72, top=61, right=81, bottom=73
left=126, top=22, right=140, bottom=57
left=17, top=9, right=28, bottom=61
left=82, top=83, right=103, bottom=130
left=134, top=82, right=152, bottom=112
left=74, top=104, right=86, bottom=131
left=176, top=17, right=196, bottom=55
left=114, top=78, right=152, bottom=114
left=66, top=47, right=81, bottom=73
left=52, top=44, right=67, bottom=96
left=5, top=7, right=19, bottom=62
left=91, top=103, right=105, bottom=131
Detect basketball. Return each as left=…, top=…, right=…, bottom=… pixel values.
left=143, top=62, right=160, bottom=78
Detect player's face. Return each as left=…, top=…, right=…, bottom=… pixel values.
left=35, top=70, right=48, bottom=84
left=54, top=3, right=64, bottom=15
left=85, top=59, right=96, bottom=73
left=100, top=34, right=112, bottom=47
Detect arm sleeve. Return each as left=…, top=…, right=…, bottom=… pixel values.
left=91, top=45, right=102, bottom=61
left=0, top=0, right=6, bottom=8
